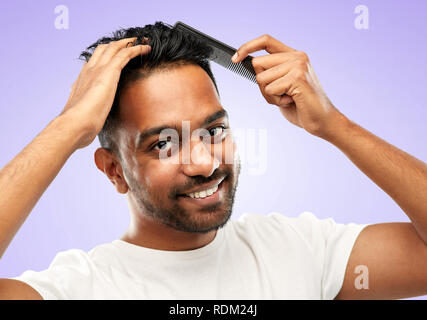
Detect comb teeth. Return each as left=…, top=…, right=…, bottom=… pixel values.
left=224, top=57, right=258, bottom=84
left=174, top=21, right=258, bottom=85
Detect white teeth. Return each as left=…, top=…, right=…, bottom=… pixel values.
left=187, top=184, right=219, bottom=199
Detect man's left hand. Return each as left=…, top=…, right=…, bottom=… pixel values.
left=232, top=34, right=342, bottom=139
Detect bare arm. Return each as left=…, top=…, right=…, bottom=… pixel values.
left=0, top=37, right=151, bottom=298
left=336, top=222, right=427, bottom=299
left=0, top=113, right=85, bottom=258
left=232, top=34, right=427, bottom=299
left=326, top=114, right=427, bottom=243
left=0, top=279, right=43, bottom=300
left=233, top=34, right=427, bottom=243
left=328, top=115, right=427, bottom=299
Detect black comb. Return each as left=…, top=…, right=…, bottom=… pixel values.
left=173, top=21, right=257, bottom=84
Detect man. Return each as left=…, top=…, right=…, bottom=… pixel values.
left=0, top=21, right=426, bottom=299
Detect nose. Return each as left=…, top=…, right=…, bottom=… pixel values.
left=181, top=138, right=220, bottom=177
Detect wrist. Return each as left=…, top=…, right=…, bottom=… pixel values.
left=51, top=112, right=96, bottom=151
left=317, top=111, right=354, bottom=144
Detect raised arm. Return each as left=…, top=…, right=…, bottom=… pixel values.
left=0, top=38, right=151, bottom=299
left=232, top=34, right=427, bottom=299
left=328, top=116, right=427, bottom=299
left=326, top=115, right=427, bottom=242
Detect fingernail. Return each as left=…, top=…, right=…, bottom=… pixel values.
left=232, top=52, right=238, bottom=62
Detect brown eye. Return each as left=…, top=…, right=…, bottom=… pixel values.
left=153, top=140, right=170, bottom=151
left=206, top=125, right=228, bottom=144
left=209, top=125, right=225, bottom=137
left=152, top=136, right=177, bottom=152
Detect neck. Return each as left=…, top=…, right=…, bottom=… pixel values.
left=120, top=213, right=217, bottom=251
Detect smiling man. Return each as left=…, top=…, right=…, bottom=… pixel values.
left=99, top=63, right=241, bottom=249
left=0, top=21, right=426, bottom=300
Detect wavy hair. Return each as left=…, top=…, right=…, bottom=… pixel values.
left=79, top=21, right=219, bottom=159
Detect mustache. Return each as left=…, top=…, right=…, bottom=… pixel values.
left=172, top=169, right=231, bottom=196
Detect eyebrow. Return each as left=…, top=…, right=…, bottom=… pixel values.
left=135, top=108, right=229, bottom=149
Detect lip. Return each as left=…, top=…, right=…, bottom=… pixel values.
left=177, top=178, right=225, bottom=206
left=178, top=177, right=225, bottom=196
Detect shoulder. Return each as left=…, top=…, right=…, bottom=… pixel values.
left=230, top=211, right=325, bottom=238
left=12, top=242, right=119, bottom=299
left=228, top=211, right=366, bottom=252
left=48, top=242, right=118, bottom=268
left=226, top=211, right=320, bottom=250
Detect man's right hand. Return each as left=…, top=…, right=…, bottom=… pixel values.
left=0, top=37, right=150, bottom=263
left=59, top=37, right=151, bottom=150
left=0, top=36, right=151, bottom=297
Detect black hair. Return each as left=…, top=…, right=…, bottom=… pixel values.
left=79, top=21, right=220, bottom=160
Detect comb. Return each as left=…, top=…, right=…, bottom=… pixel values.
left=173, top=21, right=257, bottom=84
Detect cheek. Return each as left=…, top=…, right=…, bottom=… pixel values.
left=142, top=161, right=178, bottom=192
left=220, top=134, right=237, bottom=165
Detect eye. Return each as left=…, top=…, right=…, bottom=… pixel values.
left=153, top=141, right=167, bottom=150
left=203, top=125, right=228, bottom=144
left=152, top=138, right=175, bottom=151
left=209, top=125, right=225, bottom=137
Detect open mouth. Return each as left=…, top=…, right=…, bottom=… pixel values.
left=177, top=178, right=226, bottom=205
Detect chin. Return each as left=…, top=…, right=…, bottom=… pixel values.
left=175, top=209, right=232, bottom=234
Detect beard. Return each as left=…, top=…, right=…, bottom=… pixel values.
left=124, top=157, right=241, bottom=234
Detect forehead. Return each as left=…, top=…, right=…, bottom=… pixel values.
left=118, top=64, right=221, bottom=133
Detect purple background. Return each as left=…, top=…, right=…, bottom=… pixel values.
left=0, top=0, right=426, bottom=299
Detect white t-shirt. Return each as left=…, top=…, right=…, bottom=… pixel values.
left=13, top=211, right=367, bottom=300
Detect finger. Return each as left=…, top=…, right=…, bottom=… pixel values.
left=232, top=34, right=296, bottom=64
left=278, top=94, right=295, bottom=106
left=86, top=44, right=108, bottom=66
left=264, top=72, right=295, bottom=98
left=252, top=51, right=301, bottom=74
left=255, top=59, right=294, bottom=87
left=97, top=37, right=140, bottom=64
left=110, top=44, right=152, bottom=70
left=263, top=72, right=296, bottom=107
left=264, top=69, right=309, bottom=102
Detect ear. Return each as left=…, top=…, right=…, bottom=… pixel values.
left=94, top=148, right=129, bottom=194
